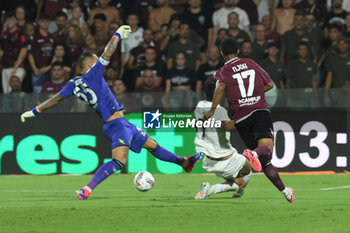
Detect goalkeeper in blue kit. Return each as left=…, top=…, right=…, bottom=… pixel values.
left=21, top=25, right=202, bottom=200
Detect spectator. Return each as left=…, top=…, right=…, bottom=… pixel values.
left=239, top=41, right=258, bottom=60
left=166, top=51, right=197, bottom=93
left=127, top=29, right=157, bottom=72
left=304, top=12, right=325, bottom=65
left=91, top=13, right=109, bottom=52
left=253, top=24, right=268, bottom=60
left=196, top=45, right=224, bottom=92
left=325, top=37, right=350, bottom=88
left=212, top=0, right=251, bottom=41
left=52, top=11, right=69, bottom=44
left=24, top=22, right=35, bottom=39
left=227, top=12, right=251, bottom=47
left=261, top=14, right=282, bottom=43
left=165, top=52, right=196, bottom=108
left=148, top=0, right=176, bottom=32
left=89, top=0, right=121, bottom=26
left=281, top=12, right=313, bottom=63
left=0, top=13, right=27, bottom=94
left=15, top=5, right=27, bottom=30
left=257, top=0, right=270, bottom=22
left=9, top=75, right=24, bottom=94
left=66, top=24, right=85, bottom=65
left=167, top=23, right=201, bottom=71
left=38, top=44, right=72, bottom=78
left=272, top=0, right=296, bottom=35
left=135, top=69, right=164, bottom=92
left=69, top=5, right=89, bottom=36
left=112, top=79, right=138, bottom=113
left=295, top=0, right=327, bottom=23
left=28, top=14, right=54, bottom=93
left=326, top=23, right=342, bottom=57
left=236, top=0, right=259, bottom=27
left=215, top=28, right=229, bottom=47
left=183, top=0, right=214, bottom=49
left=36, top=0, right=67, bottom=23
left=345, top=13, right=350, bottom=37
left=84, top=34, right=101, bottom=55
left=135, top=47, right=164, bottom=90
left=104, top=66, right=119, bottom=80
left=160, top=15, right=181, bottom=51
left=286, top=42, right=317, bottom=88
left=41, top=62, right=68, bottom=93
left=134, top=0, right=155, bottom=28
left=0, top=75, right=24, bottom=112
left=324, top=0, right=347, bottom=27
left=121, top=14, right=144, bottom=76
left=259, top=42, right=286, bottom=88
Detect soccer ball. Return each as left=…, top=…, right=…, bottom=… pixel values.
left=133, top=171, right=155, bottom=192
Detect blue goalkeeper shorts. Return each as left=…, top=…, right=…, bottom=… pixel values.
left=103, top=117, right=149, bottom=153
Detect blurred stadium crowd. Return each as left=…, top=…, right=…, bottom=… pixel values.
left=0, top=0, right=350, bottom=110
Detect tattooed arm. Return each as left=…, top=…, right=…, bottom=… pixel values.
left=101, top=25, right=131, bottom=62
left=20, top=93, right=64, bottom=123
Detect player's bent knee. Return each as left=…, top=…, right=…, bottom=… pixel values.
left=239, top=159, right=252, bottom=177
left=143, top=136, right=158, bottom=151
left=112, top=146, right=129, bottom=165
left=258, top=138, right=274, bottom=151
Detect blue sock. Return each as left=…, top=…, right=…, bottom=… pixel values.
left=150, top=145, right=185, bottom=166
left=87, top=159, right=124, bottom=191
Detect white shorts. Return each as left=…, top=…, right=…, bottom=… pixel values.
left=202, top=152, right=247, bottom=180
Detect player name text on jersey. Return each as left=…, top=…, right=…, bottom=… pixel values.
left=232, top=63, right=248, bottom=73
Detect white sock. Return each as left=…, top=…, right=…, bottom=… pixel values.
left=251, top=150, right=259, bottom=158
left=281, top=187, right=290, bottom=195
left=84, top=186, right=92, bottom=192
left=208, top=181, right=239, bottom=196
left=243, top=171, right=252, bottom=184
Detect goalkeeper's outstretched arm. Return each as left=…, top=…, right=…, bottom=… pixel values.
left=101, top=25, right=131, bottom=62
left=20, top=93, right=64, bottom=123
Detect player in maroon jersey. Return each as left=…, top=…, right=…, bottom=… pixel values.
left=204, top=38, right=295, bottom=203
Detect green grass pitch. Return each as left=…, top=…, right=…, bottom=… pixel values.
left=0, top=174, right=349, bottom=233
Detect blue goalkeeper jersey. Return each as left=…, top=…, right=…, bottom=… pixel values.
left=60, top=57, right=123, bottom=122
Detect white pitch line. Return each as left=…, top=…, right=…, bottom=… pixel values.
left=320, top=185, right=350, bottom=190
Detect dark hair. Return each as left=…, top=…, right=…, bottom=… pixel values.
left=145, top=46, right=156, bottom=52
left=220, top=38, right=239, bottom=56
left=175, top=51, right=186, bottom=58
left=93, top=13, right=107, bottom=22
left=51, top=61, right=63, bottom=69
left=228, top=11, right=239, bottom=18
left=297, top=41, right=309, bottom=48
left=15, top=5, right=28, bottom=21
left=217, top=28, right=228, bottom=34
left=78, top=51, right=94, bottom=69
left=328, top=23, right=342, bottom=32
left=205, top=76, right=217, bottom=102
left=5, top=12, right=16, bottom=20
left=241, top=40, right=252, bottom=47
left=39, top=13, right=50, bottom=21
left=55, top=11, right=67, bottom=19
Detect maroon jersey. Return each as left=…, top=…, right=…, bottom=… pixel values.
left=0, top=27, right=27, bottom=68
left=29, top=30, right=54, bottom=68
left=67, top=42, right=85, bottom=63
left=41, top=79, right=68, bottom=93
left=215, top=57, right=272, bottom=122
